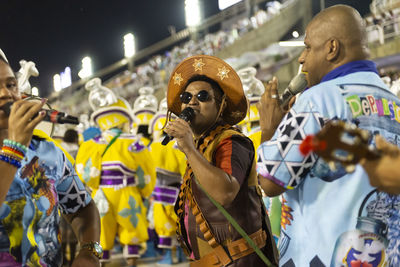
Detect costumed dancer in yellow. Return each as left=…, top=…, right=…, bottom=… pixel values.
left=237, top=67, right=281, bottom=244
left=75, top=78, right=156, bottom=267
left=131, top=86, right=160, bottom=259
left=132, top=86, right=158, bottom=146
left=149, top=98, right=188, bottom=265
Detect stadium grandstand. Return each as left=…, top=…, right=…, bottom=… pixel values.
left=48, top=0, right=400, bottom=124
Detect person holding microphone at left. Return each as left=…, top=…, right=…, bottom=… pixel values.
left=0, top=48, right=101, bottom=267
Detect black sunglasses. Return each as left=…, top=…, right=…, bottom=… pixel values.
left=180, top=90, right=211, bottom=104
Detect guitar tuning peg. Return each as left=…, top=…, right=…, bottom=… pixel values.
left=345, top=164, right=356, bottom=173
left=328, top=161, right=337, bottom=171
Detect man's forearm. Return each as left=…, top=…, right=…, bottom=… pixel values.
left=64, top=200, right=100, bottom=244
left=0, top=163, right=19, bottom=206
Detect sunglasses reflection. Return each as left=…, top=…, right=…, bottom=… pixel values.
left=179, top=90, right=211, bottom=104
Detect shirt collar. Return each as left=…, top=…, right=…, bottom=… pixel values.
left=321, top=60, right=378, bottom=83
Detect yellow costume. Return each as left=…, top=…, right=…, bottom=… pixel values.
left=75, top=78, right=156, bottom=260
left=150, top=140, right=186, bottom=248
left=132, top=86, right=157, bottom=139
left=148, top=100, right=188, bottom=264
left=76, top=132, right=156, bottom=258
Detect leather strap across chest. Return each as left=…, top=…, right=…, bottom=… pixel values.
left=176, top=124, right=233, bottom=249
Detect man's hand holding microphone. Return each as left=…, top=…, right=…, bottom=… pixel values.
left=5, top=98, right=48, bottom=148
left=257, top=73, right=307, bottom=142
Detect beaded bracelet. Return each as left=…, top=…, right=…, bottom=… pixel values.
left=1, top=146, right=25, bottom=159
left=0, top=154, right=22, bottom=168
left=3, top=139, right=28, bottom=154
left=0, top=151, right=22, bottom=161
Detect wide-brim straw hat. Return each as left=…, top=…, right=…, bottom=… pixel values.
left=167, top=55, right=248, bottom=125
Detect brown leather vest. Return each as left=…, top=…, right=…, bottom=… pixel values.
left=176, top=126, right=278, bottom=265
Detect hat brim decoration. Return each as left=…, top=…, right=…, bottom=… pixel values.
left=91, top=98, right=134, bottom=130
left=148, top=112, right=167, bottom=135
left=167, top=55, right=248, bottom=125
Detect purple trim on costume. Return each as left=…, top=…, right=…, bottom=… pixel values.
left=100, top=177, right=135, bottom=185
left=153, top=186, right=179, bottom=196
left=0, top=252, right=20, bottom=267
left=101, top=169, right=125, bottom=176
left=150, top=114, right=166, bottom=131
left=153, top=194, right=177, bottom=204
left=93, top=135, right=102, bottom=142
left=129, top=141, right=145, bottom=152
left=259, top=172, right=285, bottom=187
left=93, top=109, right=133, bottom=124
left=134, top=109, right=156, bottom=116
left=127, top=245, right=140, bottom=255
left=102, top=163, right=135, bottom=174
left=148, top=228, right=157, bottom=240
left=102, top=250, right=110, bottom=260
left=158, top=237, right=172, bottom=247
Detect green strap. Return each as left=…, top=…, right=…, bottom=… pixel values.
left=101, top=131, right=122, bottom=157
left=194, top=179, right=275, bottom=267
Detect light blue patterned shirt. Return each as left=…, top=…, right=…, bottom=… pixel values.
left=257, top=67, right=400, bottom=267
left=0, top=135, right=91, bottom=266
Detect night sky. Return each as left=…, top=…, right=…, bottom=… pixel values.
left=0, top=0, right=372, bottom=97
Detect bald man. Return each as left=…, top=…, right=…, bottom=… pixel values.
left=256, top=5, right=400, bottom=266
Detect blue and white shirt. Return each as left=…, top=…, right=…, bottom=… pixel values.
left=257, top=61, right=400, bottom=267
left=0, top=135, right=91, bottom=266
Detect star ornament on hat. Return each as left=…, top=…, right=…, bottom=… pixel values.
left=167, top=55, right=248, bottom=126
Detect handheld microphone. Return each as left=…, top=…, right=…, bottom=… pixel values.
left=1, top=102, right=79, bottom=125
left=280, top=73, right=308, bottom=109
left=162, top=107, right=195, bottom=146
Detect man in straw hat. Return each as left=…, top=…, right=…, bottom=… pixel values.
left=164, top=55, right=278, bottom=266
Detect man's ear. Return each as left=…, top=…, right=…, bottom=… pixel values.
left=325, top=38, right=340, bottom=61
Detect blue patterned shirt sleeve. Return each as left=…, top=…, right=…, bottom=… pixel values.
left=57, top=153, right=91, bottom=214
left=257, top=99, right=326, bottom=189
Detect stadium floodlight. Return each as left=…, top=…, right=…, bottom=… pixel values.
left=60, top=67, right=72, bottom=89
left=53, top=74, right=62, bottom=92
left=124, top=33, right=136, bottom=58
left=218, top=0, right=243, bottom=10
left=78, top=56, right=92, bottom=79
left=279, top=41, right=305, bottom=47
left=31, top=87, right=39, bottom=96
left=185, top=0, right=201, bottom=27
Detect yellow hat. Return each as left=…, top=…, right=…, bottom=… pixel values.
left=133, top=86, right=158, bottom=126
left=86, top=78, right=134, bottom=131
left=91, top=98, right=134, bottom=131
left=147, top=113, right=166, bottom=142
left=247, top=96, right=261, bottom=122
left=167, top=55, right=248, bottom=125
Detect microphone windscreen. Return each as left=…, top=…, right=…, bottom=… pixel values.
left=179, top=107, right=195, bottom=122
left=288, top=73, right=308, bottom=95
